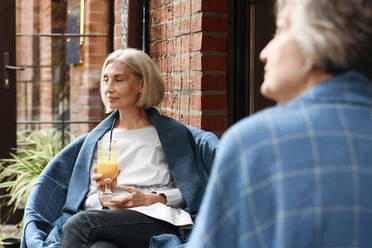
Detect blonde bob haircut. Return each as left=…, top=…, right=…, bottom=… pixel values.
left=100, top=48, right=165, bottom=113
left=277, top=0, right=372, bottom=79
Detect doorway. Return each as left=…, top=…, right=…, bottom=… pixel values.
left=228, top=0, right=276, bottom=125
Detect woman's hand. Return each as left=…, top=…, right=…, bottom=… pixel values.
left=103, top=186, right=167, bottom=209
left=91, top=165, right=120, bottom=193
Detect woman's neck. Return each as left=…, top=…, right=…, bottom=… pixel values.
left=116, top=107, right=151, bottom=130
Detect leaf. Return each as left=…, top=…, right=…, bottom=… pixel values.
left=0, top=128, right=75, bottom=223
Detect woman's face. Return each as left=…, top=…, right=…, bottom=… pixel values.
left=103, top=60, right=143, bottom=111
left=259, top=6, right=310, bottom=103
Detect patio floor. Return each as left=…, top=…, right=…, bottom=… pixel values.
left=0, top=224, right=20, bottom=239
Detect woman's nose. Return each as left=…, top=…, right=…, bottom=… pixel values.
left=260, top=44, right=268, bottom=64
left=104, top=79, right=114, bottom=93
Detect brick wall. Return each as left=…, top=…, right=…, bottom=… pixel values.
left=148, top=0, right=228, bottom=135
left=114, top=0, right=122, bottom=49
left=39, top=0, right=53, bottom=128
left=69, top=0, right=109, bottom=136
left=16, top=0, right=36, bottom=130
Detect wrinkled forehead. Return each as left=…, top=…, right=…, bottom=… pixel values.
left=103, top=60, right=131, bottom=75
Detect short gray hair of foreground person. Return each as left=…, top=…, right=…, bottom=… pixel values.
left=278, top=0, right=372, bottom=79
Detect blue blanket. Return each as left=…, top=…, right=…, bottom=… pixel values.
left=21, top=108, right=219, bottom=248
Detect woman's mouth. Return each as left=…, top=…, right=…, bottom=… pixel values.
left=107, top=97, right=118, bottom=103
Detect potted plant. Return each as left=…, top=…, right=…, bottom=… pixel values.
left=0, top=237, right=21, bottom=248
left=0, top=129, right=73, bottom=244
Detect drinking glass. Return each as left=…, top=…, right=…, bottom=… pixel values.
left=97, top=140, right=118, bottom=201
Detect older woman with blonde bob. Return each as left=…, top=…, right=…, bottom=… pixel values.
left=188, top=0, right=372, bottom=247
left=21, top=48, right=218, bottom=248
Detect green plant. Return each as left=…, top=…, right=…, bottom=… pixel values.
left=0, top=129, right=73, bottom=222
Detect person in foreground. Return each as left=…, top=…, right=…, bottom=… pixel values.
left=21, top=48, right=218, bottom=248
left=188, top=0, right=372, bottom=247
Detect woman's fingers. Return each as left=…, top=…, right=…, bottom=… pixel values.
left=103, top=193, right=133, bottom=209
left=91, top=173, right=102, bottom=181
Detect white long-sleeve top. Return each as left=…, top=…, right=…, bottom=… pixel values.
left=83, top=126, right=193, bottom=228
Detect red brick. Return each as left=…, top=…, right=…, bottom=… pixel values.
left=162, top=75, right=172, bottom=89
left=190, top=73, right=226, bottom=90
left=166, top=23, right=173, bottom=38
left=160, top=6, right=167, bottom=21
left=181, top=55, right=190, bottom=71
left=203, top=16, right=228, bottom=32
left=202, top=56, right=227, bottom=71
left=87, top=1, right=106, bottom=12
left=192, top=0, right=227, bottom=12
left=190, top=55, right=202, bottom=71
left=167, top=39, right=174, bottom=55
left=114, top=37, right=122, bottom=49
left=190, top=55, right=227, bottom=71
left=179, top=114, right=190, bottom=125
left=154, top=8, right=162, bottom=24
left=181, top=0, right=191, bottom=16
left=114, top=0, right=121, bottom=12
left=115, top=10, right=122, bottom=26
left=181, top=18, right=191, bottom=35
left=191, top=15, right=202, bottom=32
left=162, top=0, right=172, bottom=5
left=173, top=1, right=181, bottom=18
left=173, top=73, right=182, bottom=90
left=88, top=12, right=106, bottom=23
left=173, top=20, right=181, bottom=37
left=201, top=74, right=226, bottom=90
left=201, top=36, right=226, bottom=52
left=167, top=5, right=174, bottom=20
left=181, top=36, right=191, bottom=52
left=149, top=27, right=157, bottom=42
left=203, top=94, right=227, bottom=109
left=180, top=94, right=190, bottom=110
left=114, top=23, right=122, bottom=36
left=149, top=0, right=158, bottom=9
left=88, top=108, right=105, bottom=119
left=190, top=34, right=202, bottom=51
left=191, top=0, right=202, bottom=13
left=167, top=93, right=179, bottom=110
left=191, top=94, right=227, bottom=110
left=201, top=115, right=227, bottom=130
left=189, top=115, right=202, bottom=128
left=167, top=57, right=173, bottom=72
left=181, top=74, right=191, bottom=88
left=173, top=56, right=182, bottom=72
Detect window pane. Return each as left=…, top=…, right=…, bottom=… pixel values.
left=16, top=0, right=110, bottom=144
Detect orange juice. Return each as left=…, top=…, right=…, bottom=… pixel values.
left=97, top=160, right=118, bottom=179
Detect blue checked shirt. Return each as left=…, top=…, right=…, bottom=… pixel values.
left=188, top=71, right=372, bottom=248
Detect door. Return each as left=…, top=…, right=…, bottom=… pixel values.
left=0, top=0, right=19, bottom=224
left=228, top=0, right=276, bottom=125
left=0, top=0, right=16, bottom=164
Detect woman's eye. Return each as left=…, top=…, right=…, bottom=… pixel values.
left=103, top=78, right=109, bottom=84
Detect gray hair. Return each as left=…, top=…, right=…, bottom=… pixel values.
left=100, top=48, right=165, bottom=113
left=277, top=0, right=372, bottom=79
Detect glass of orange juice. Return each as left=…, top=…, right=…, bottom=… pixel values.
left=97, top=140, right=118, bottom=200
